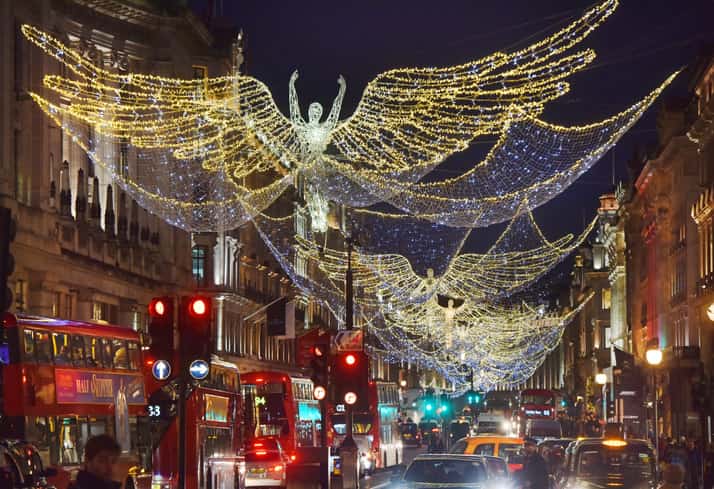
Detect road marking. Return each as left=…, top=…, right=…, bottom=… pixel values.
left=368, top=483, right=391, bottom=489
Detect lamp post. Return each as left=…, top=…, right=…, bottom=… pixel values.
left=596, top=373, right=607, bottom=424
left=646, top=345, right=662, bottom=463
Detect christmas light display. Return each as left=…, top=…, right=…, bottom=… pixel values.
left=21, top=0, right=675, bottom=233
left=21, top=0, right=678, bottom=387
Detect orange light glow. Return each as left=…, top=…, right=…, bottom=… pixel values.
left=602, top=439, right=627, bottom=447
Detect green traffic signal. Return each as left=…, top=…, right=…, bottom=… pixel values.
left=426, top=403, right=433, bottom=412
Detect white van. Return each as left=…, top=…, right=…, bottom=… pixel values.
left=476, top=414, right=510, bottom=435
left=525, top=419, right=562, bottom=441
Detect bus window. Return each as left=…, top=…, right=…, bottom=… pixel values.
left=52, top=333, right=71, bottom=366
left=34, top=331, right=52, bottom=364
left=71, top=335, right=85, bottom=367
left=58, top=417, right=80, bottom=465
left=112, top=339, right=128, bottom=369
left=127, top=342, right=140, bottom=370
left=23, top=329, right=35, bottom=362
left=84, top=336, right=101, bottom=367
left=100, top=338, right=113, bottom=368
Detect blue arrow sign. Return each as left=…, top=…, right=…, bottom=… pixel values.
left=152, top=360, right=171, bottom=381
left=189, top=359, right=210, bottom=380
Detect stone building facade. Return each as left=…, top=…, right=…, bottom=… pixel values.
left=625, top=59, right=714, bottom=441
left=0, top=0, right=233, bottom=328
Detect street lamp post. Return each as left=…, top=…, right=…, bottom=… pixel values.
left=596, top=373, right=607, bottom=424
left=646, top=345, right=662, bottom=464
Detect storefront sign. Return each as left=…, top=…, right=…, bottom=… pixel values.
left=205, top=394, right=229, bottom=423
left=55, top=369, right=145, bottom=405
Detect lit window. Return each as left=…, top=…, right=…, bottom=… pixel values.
left=601, top=288, right=611, bottom=310
left=192, top=246, right=207, bottom=286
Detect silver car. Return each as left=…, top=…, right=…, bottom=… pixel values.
left=392, top=453, right=512, bottom=489
left=244, top=439, right=288, bottom=488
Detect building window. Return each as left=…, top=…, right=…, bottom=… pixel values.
left=86, top=125, right=95, bottom=178
left=192, top=246, right=207, bottom=286
left=601, top=288, right=611, bottom=310
left=14, top=280, right=26, bottom=312
left=92, top=301, right=118, bottom=323
left=119, top=138, right=129, bottom=179
left=52, top=292, right=61, bottom=317
left=64, top=294, right=73, bottom=319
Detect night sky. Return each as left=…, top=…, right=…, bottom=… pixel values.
left=192, top=0, right=714, bottom=259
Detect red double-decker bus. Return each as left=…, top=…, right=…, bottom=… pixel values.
left=0, top=313, right=151, bottom=489
left=241, top=371, right=322, bottom=459
left=515, top=389, right=557, bottom=436
left=149, top=357, right=244, bottom=489
left=326, top=380, right=402, bottom=475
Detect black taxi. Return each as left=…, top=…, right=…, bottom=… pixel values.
left=560, top=437, right=656, bottom=489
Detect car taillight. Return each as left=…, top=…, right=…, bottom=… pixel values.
left=255, top=450, right=267, bottom=456
left=290, top=454, right=297, bottom=462
left=273, top=465, right=283, bottom=472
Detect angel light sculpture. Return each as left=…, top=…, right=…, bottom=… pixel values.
left=20, top=0, right=676, bottom=234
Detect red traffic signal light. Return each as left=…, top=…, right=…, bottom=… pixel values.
left=188, top=297, right=209, bottom=317
left=344, top=353, right=357, bottom=366
left=149, top=298, right=169, bottom=317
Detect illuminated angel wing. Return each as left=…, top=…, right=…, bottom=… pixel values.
left=328, top=0, right=618, bottom=172
left=21, top=25, right=299, bottom=180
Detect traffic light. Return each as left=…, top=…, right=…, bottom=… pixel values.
left=466, top=390, right=481, bottom=405
left=439, top=393, right=452, bottom=418
left=179, top=295, right=212, bottom=364
left=0, top=208, right=16, bottom=312
left=310, top=343, right=329, bottom=397
left=331, top=351, right=369, bottom=411
left=606, top=398, right=616, bottom=419
left=147, top=297, right=175, bottom=367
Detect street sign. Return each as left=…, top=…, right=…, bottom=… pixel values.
left=333, top=330, right=363, bottom=352
left=314, top=386, right=326, bottom=400
left=189, top=359, right=210, bottom=380
left=152, top=360, right=171, bottom=381
left=344, top=391, right=357, bottom=405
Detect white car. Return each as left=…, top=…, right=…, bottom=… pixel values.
left=244, top=439, right=288, bottom=487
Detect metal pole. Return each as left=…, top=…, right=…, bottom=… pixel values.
left=177, top=375, right=187, bottom=489
left=654, top=372, right=659, bottom=464
left=345, top=237, right=353, bottom=331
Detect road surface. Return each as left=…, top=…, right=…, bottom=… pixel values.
left=359, top=446, right=425, bottom=489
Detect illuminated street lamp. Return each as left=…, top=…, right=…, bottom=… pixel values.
left=646, top=341, right=662, bottom=464
left=595, top=372, right=607, bottom=423
left=646, top=347, right=662, bottom=366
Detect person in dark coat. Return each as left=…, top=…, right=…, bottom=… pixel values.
left=522, top=438, right=550, bottom=489
left=69, top=434, right=121, bottom=489
left=685, top=439, right=702, bottom=489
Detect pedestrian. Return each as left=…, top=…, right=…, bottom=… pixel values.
left=522, top=438, right=550, bottom=489
left=69, top=434, right=121, bottom=489
left=659, top=463, right=685, bottom=489
left=703, top=449, right=714, bottom=489
left=685, top=439, right=702, bottom=489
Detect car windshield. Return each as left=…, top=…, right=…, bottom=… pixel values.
left=577, top=446, right=654, bottom=480
left=404, top=459, right=486, bottom=484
